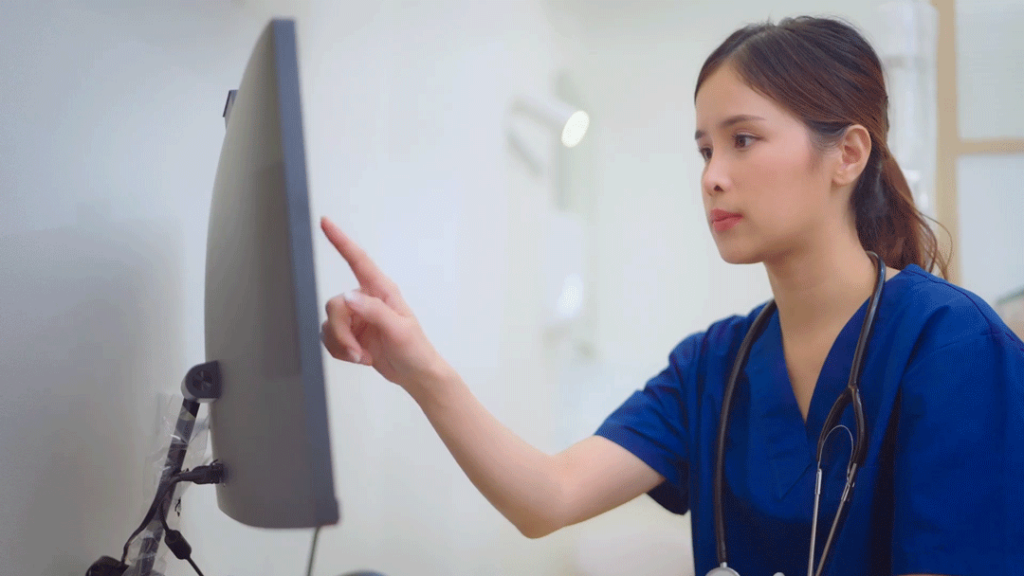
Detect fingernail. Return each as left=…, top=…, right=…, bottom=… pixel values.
left=343, top=290, right=363, bottom=305
left=348, top=349, right=361, bottom=363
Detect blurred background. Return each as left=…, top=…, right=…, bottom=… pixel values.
left=1, top=1, right=1021, bottom=575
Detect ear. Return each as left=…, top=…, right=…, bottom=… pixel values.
left=832, top=124, right=872, bottom=187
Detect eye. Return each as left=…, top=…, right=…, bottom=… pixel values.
left=734, top=134, right=756, bottom=148
left=698, top=146, right=712, bottom=161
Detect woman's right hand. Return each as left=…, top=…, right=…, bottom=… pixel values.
left=319, top=216, right=449, bottom=393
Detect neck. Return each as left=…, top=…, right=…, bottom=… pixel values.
left=764, top=236, right=880, bottom=343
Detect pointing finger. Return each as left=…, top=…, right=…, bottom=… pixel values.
left=321, top=216, right=391, bottom=290
left=320, top=216, right=411, bottom=315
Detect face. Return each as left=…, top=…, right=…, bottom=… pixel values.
left=694, top=62, right=843, bottom=265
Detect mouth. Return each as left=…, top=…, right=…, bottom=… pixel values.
left=710, top=212, right=742, bottom=232
left=710, top=209, right=742, bottom=224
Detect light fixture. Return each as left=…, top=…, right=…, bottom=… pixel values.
left=511, top=94, right=589, bottom=147
left=504, top=94, right=591, bottom=330
left=506, top=94, right=590, bottom=176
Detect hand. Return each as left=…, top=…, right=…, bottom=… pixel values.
left=319, top=216, right=449, bottom=392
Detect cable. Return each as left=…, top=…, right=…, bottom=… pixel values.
left=307, top=526, right=322, bottom=576
left=155, top=466, right=224, bottom=576
left=120, top=463, right=223, bottom=569
left=121, top=478, right=183, bottom=563
left=186, top=557, right=206, bottom=576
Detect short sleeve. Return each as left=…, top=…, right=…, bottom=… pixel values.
left=593, top=334, right=701, bottom=515
left=891, top=329, right=1024, bottom=574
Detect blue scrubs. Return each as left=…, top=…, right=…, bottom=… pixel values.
left=595, top=263, right=1024, bottom=576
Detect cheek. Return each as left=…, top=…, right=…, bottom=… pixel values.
left=738, top=146, right=825, bottom=237
left=750, top=145, right=822, bottom=207
left=752, top=145, right=804, bottom=191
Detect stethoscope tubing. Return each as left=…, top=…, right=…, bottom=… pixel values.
left=711, top=251, right=886, bottom=576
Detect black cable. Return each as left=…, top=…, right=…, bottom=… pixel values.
left=121, top=478, right=184, bottom=564
left=155, top=466, right=224, bottom=576
left=307, top=526, right=322, bottom=576
left=186, top=557, right=206, bottom=576
left=120, top=463, right=224, bottom=568
left=158, top=484, right=177, bottom=533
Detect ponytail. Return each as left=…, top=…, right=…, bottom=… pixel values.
left=855, top=144, right=951, bottom=279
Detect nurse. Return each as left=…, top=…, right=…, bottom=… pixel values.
left=319, top=15, right=1024, bottom=576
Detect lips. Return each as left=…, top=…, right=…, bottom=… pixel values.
left=710, top=208, right=742, bottom=223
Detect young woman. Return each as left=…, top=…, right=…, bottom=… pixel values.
left=319, top=16, right=1024, bottom=576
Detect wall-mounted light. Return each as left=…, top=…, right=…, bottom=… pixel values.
left=504, top=93, right=592, bottom=330
left=512, top=94, right=590, bottom=148
left=506, top=94, right=590, bottom=176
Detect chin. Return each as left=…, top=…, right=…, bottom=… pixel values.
left=714, top=243, right=762, bottom=266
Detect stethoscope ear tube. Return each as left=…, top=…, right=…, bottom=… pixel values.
left=817, top=251, right=884, bottom=468
left=810, top=251, right=885, bottom=576
left=713, top=299, right=778, bottom=569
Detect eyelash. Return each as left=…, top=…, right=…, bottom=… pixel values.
left=698, top=134, right=757, bottom=161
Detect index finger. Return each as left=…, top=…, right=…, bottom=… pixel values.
left=320, top=216, right=389, bottom=291
left=322, top=216, right=416, bottom=317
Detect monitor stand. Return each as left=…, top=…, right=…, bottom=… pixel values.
left=86, top=360, right=388, bottom=576
left=132, top=361, right=222, bottom=576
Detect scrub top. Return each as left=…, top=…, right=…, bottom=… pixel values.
left=595, top=263, right=1024, bottom=576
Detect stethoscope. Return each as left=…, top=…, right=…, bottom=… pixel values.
left=707, top=251, right=885, bottom=576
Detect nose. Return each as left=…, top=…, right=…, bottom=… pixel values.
left=702, top=153, right=730, bottom=196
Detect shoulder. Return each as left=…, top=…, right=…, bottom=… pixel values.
left=664, top=301, right=770, bottom=378
left=891, top=265, right=1024, bottom=363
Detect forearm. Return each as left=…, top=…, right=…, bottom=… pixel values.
left=408, top=364, right=562, bottom=538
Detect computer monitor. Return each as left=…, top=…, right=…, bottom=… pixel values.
left=204, top=17, right=339, bottom=529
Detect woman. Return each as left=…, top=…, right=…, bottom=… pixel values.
left=319, top=16, right=1024, bottom=576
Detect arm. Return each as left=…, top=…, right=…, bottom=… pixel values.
left=550, top=435, right=666, bottom=534
left=318, top=218, right=668, bottom=539
left=412, top=365, right=665, bottom=539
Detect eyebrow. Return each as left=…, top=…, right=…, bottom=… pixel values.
left=694, top=114, right=767, bottom=140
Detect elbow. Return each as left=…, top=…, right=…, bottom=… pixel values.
left=516, top=502, right=563, bottom=539
left=516, top=460, right=569, bottom=539
left=517, top=524, right=544, bottom=539
left=517, top=519, right=556, bottom=539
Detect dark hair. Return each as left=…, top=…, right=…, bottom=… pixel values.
left=695, top=16, right=950, bottom=279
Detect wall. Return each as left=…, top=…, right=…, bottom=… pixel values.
left=0, top=2, right=304, bottom=575
left=0, top=1, right=570, bottom=575
left=237, top=1, right=575, bottom=575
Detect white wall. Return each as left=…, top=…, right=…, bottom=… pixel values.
left=279, top=2, right=575, bottom=576
left=0, top=1, right=570, bottom=575
left=0, top=2, right=306, bottom=575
